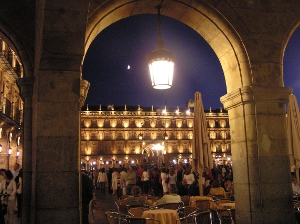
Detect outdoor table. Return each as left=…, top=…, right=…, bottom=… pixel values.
left=142, top=209, right=179, bottom=224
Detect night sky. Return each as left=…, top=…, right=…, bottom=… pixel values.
left=82, top=14, right=300, bottom=110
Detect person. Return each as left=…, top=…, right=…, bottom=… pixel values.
left=141, top=168, right=150, bottom=194
left=125, top=186, right=149, bottom=207
left=0, top=170, right=17, bottom=224
left=188, top=180, right=200, bottom=196
left=183, top=166, right=195, bottom=186
left=168, top=167, right=177, bottom=188
left=15, top=168, right=23, bottom=217
left=204, top=180, right=214, bottom=196
left=161, top=168, right=168, bottom=195
left=81, top=170, right=93, bottom=224
left=112, top=168, right=123, bottom=199
left=291, top=164, right=296, bottom=177
left=126, top=166, right=136, bottom=195
left=151, top=167, right=160, bottom=196
left=137, top=165, right=144, bottom=187
left=97, top=168, right=107, bottom=195
left=0, top=169, right=6, bottom=183
left=11, top=163, right=20, bottom=180
left=107, top=168, right=113, bottom=194
left=156, top=184, right=181, bottom=205
left=180, top=165, right=195, bottom=195
left=176, top=164, right=184, bottom=189
left=120, top=167, right=127, bottom=195
left=292, top=177, right=300, bottom=195
left=208, top=180, right=226, bottom=198
left=222, top=178, right=234, bottom=194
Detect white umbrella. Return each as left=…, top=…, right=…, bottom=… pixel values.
left=287, top=94, right=300, bottom=183
left=193, top=92, right=213, bottom=195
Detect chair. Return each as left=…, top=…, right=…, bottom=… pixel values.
left=115, top=200, right=128, bottom=214
left=192, top=200, right=210, bottom=212
left=126, top=217, right=161, bottom=224
left=128, top=207, right=146, bottom=217
left=105, top=211, right=129, bottom=224
left=181, top=195, right=190, bottom=206
left=177, top=206, right=198, bottom=223
left=176, top=213, right=194, bottom=224
left=193, top=210, right=211, bottom=224
left=217, top=208, right=235, bottom=224
left=155, top=201, right=184, bottom=210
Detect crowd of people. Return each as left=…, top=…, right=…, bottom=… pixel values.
left=88, top=162, right=233, bottom=199
left=0, top=163, right=22, bottom=223
left=84, top=162, right=234, bottom=223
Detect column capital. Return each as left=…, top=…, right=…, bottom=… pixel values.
left=16, top=77, right=34, bottom=100
left=220, top=86, right=292, bottom=111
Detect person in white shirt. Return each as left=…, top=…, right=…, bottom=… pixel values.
left=97, top=168, right=108, bottom=195
left=183, top=166, right=195, bottom=185
left=292, top=178, right=300, bottom=195
left=11, top=163, right=20, bottom=180
left=0, top=170, right=17, bottom=223
left=142, top=169, right=150, bottom=194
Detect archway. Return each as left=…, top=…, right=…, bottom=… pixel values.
left=1, top=0, right=299, bottom=223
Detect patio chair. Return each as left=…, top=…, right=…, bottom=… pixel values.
left=115, top=200, right=128, bottom=214
left=181, top=195, right=190, bottom=206
left=193, top=210, right=211, bottom=224
left=105, top=211, right=129, bottom=224
left=128, top=207, right=146, bottom=217
left=177, top=206, right=198, bottom=223
left=217, top=208, right=235, bottom=224
left=155, top=201, right=184, bottom=210
left=126, top=217, right=161, bottom=224
left=192, top=200, right=211, bottom=212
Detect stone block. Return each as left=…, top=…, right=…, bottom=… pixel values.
left=36, top=136, right=79, bottom=171
left=35, top=171, right=79, bottom=209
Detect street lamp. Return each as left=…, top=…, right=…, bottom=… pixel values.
left=146, top=0, right=175, bottom=89
left=8, top=147, right=12, bottom=156
left=0, top=144, right=2, bottom=153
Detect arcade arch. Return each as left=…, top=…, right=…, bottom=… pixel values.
left=0, top=0, right=299, bottom=223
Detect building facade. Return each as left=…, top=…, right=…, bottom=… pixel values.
left=80, top=105, right=231, bottom=170
left=0, top=38, right=23, bottom=170
left=1, top=1, right=298, bottom=223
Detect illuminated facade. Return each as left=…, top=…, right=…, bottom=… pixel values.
left=0, top=38, right=23, bottom=169
left=80, top=105, right=230, bottom=170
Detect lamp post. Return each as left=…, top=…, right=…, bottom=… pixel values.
left=146, top=0, right=175, bottom=89
left=8, top=146, right=12, bottom=170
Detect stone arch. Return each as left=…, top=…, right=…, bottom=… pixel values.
left=0, top=19, right=33, bottom=78
left=85, top=0, right=251, bottom=94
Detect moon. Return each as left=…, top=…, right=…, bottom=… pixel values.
left=127, top=65, right=130, bottom=70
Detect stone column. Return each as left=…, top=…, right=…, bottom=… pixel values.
left=221, top=86, right=294, bottom=223
left=17, top=77, right=34, bottom=223
left=31, top=71, right=81, bottom=223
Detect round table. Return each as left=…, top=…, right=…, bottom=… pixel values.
left=142, top=209, right=179, bottom=224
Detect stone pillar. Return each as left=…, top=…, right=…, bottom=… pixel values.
left=31, top=71, right=81, bottom=223
left=17, top=77, right=34, bottom=223
left=221, top=86, right=294, bottom=223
